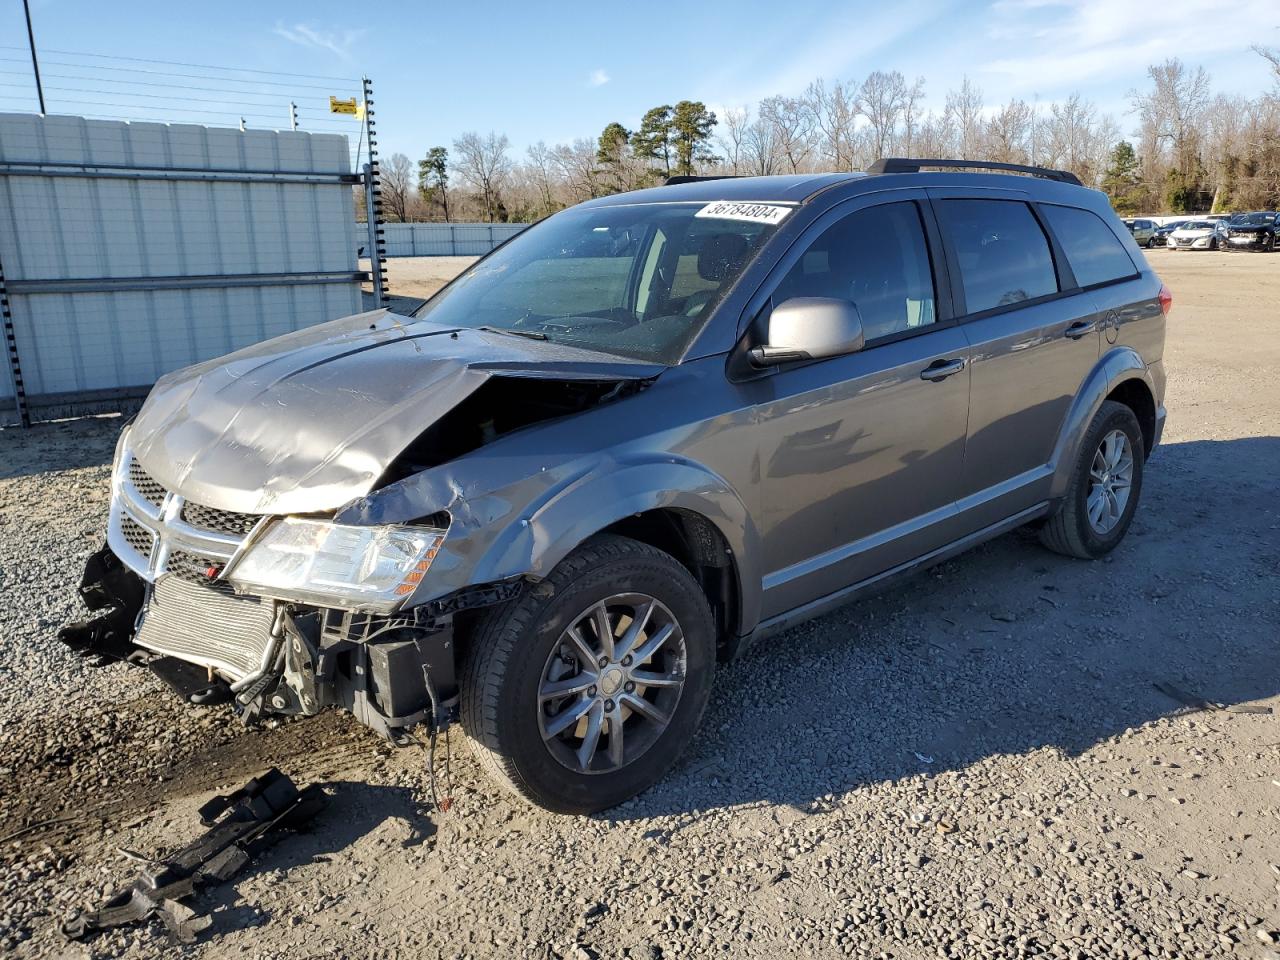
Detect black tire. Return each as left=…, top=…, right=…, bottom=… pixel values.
left=1040, top=400, right=1145, bottom=560
left=460, top=534, right=716, bottom=814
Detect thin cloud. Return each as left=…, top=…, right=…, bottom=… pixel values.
left=273, top=22, right=367, bottom=61
left=588, top=68, right=610, bottom=87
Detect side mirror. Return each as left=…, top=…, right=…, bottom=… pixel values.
left=749, top=297, right=865, bottom=367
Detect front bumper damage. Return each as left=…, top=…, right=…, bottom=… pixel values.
left=59, top=543, right=520, bottom=739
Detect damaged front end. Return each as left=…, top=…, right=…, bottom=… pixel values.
left=59, top=444, right=519, bottom=739
left=59, top=310, right=662, bottom=739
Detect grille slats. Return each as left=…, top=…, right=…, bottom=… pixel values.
left=127, top=459, right=166, bottom=507
left=120, top=515, right=155, bottom=557
left=181, top=501, right=261, bottom=537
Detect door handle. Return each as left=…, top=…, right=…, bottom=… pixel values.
left=919, top=357, right=966, bottom=382
left=1064, top=319, right=1098, bottom=340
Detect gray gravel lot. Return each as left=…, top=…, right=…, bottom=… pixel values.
left=1, top=248, right=1278, bottom=959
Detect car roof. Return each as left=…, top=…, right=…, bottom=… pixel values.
left=581, top=165, right=1103, bottom=214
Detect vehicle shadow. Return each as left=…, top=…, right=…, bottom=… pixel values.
left=196, top=779, right=436, bottom=936
left=607, top=436, right=1280, bottom=821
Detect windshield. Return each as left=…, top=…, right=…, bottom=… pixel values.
left=1181, top=221, right=1213, bottom=230
left=413, top=202, right=783, bottom=363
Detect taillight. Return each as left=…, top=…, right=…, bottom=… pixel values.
left=1158, top=283, right=1173, bottom=316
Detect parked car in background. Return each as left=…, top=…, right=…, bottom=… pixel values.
left=1122, top=218, right=1157, bottom=247
left=1168, top=220, right=1225, bottom=251
left=1222, top=211, right=1278, bottom=251
left=62, top=158, right=1169, bottom=813
left=1152, top=220, right=1187, bottom=247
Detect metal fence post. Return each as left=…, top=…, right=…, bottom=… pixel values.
left=364, top=164, right=385, bottom=308
left=0, top=255, right=30, bottom=427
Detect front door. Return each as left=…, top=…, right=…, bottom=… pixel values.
left=750, top=198, right=971, bottom=620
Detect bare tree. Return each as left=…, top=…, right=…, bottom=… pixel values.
left=758, top=95, right=814, bottom=173
left=550, top=139, right=601, bottom=202
left=859, top=70, right=910, bottom=159
left=805, top=78, right=858, bottom=170
left=742, top=114, right=783, bottom=176
left=525, top=141, right=558, bottom=217
left=718, top=106, right=750, bottom=174
left=985, top=99, right=1033, bottom=164
left=944, top=77, right=985, bottom=158
left=380, top=152, right=413, bottom=222
left=900, top=76, right=927, bottom=156
left=452, top=131, right=512, bottom=222
left=1130, top=59, right=1211, bottom=178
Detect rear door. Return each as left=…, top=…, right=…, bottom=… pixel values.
left=928, top=190, right=1102, bottom=530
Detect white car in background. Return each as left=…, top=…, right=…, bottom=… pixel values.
left=1167, top=220, right=1224, bottom=251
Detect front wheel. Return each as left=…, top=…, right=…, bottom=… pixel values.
left=460, top=535, right=716, bottom=813
left=1040, top=401, right=1145, bottom=560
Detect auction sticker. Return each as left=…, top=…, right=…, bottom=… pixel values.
left=695, top=201, right=792, bottom=225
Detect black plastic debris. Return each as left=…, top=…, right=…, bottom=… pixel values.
left=62, top=768, right=324, bottom=944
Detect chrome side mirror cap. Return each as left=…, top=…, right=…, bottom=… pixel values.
left=749, top=297, right=866, bottom=367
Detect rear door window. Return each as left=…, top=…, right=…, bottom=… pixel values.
left=935, top=199, right=1059, bottom=314
left=772, top=201, right=937, bottom=342
left=1041, top=204, right=1138, bottom=289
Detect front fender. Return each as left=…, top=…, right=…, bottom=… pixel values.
left=1048, top=346, right=1157, bottom=500
left=337, top=450, right=762, bottom=630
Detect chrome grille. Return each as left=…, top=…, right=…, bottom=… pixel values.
left=120, top=515, right=155, bottom=557
left=134, top=575, right=274, bottom=680
left=127, top=458, right=166, bottom=508
left=108, top=452, right=268, bottom=586
left=181, top=501, right=261, bottom=537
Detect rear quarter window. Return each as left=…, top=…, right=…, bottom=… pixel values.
left=1041, top=205, right=1138, bottom=289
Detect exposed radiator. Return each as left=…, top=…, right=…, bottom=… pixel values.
left=134, top=575, right=275, bottom=681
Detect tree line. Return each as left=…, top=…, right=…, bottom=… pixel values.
left=373, top=49, right=1280, bottom=224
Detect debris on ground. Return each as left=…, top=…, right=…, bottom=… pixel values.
left=61, top=769, right=324, bottom=944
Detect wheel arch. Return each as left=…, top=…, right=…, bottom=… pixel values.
left=463, top=458, right=763, bottom=643
left=1049, top=347, right=1158, bottom=500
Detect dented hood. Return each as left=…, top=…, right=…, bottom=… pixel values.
left=129, top=309, right=663, bottom=515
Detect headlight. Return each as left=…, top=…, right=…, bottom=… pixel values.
left=228, top=518, right=446, bottom=613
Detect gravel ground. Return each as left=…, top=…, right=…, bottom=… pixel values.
left=1, top=248, right=1278, bottom=959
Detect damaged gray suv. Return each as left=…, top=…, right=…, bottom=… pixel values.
left=63, top=159, right=1169, bottom=813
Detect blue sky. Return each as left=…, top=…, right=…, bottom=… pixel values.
left=3, top=0, right=1279, bottom=165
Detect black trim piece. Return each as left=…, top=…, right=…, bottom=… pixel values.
left=664, top=174, right=739, bottom=185
left=867, top=157, right=1083, bottom=186
left=1028, top=201, right=1079, bottom=292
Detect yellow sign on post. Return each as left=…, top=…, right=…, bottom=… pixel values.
left=329, top=96, right=359, bottom=116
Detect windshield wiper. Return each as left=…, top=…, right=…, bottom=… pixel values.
left=479, top=325, right=549, bottom=341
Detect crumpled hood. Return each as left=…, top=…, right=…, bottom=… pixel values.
left=129, top=309, right=663, bottom=515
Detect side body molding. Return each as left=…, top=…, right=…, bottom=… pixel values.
left=336, top=451, right=764, bottom=633
left=1047, top=345, right=1161, bottom=500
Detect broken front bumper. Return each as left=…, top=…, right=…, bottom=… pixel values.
left=58, top=543, right=516, bottom=740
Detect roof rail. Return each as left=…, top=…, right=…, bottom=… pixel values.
left=663, top=174, right=739, bottom=186
left=866, top=157, right=1083, bottom=187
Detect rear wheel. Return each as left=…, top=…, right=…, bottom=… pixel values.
left=1040, top=401, right=1145, bottom=560
left=460, top=535, right=716, bottom=813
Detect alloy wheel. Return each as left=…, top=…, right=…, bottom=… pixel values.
left=537, top=593, right=687, bottom=775
left=1087, top=429, right=1134, bottom=535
